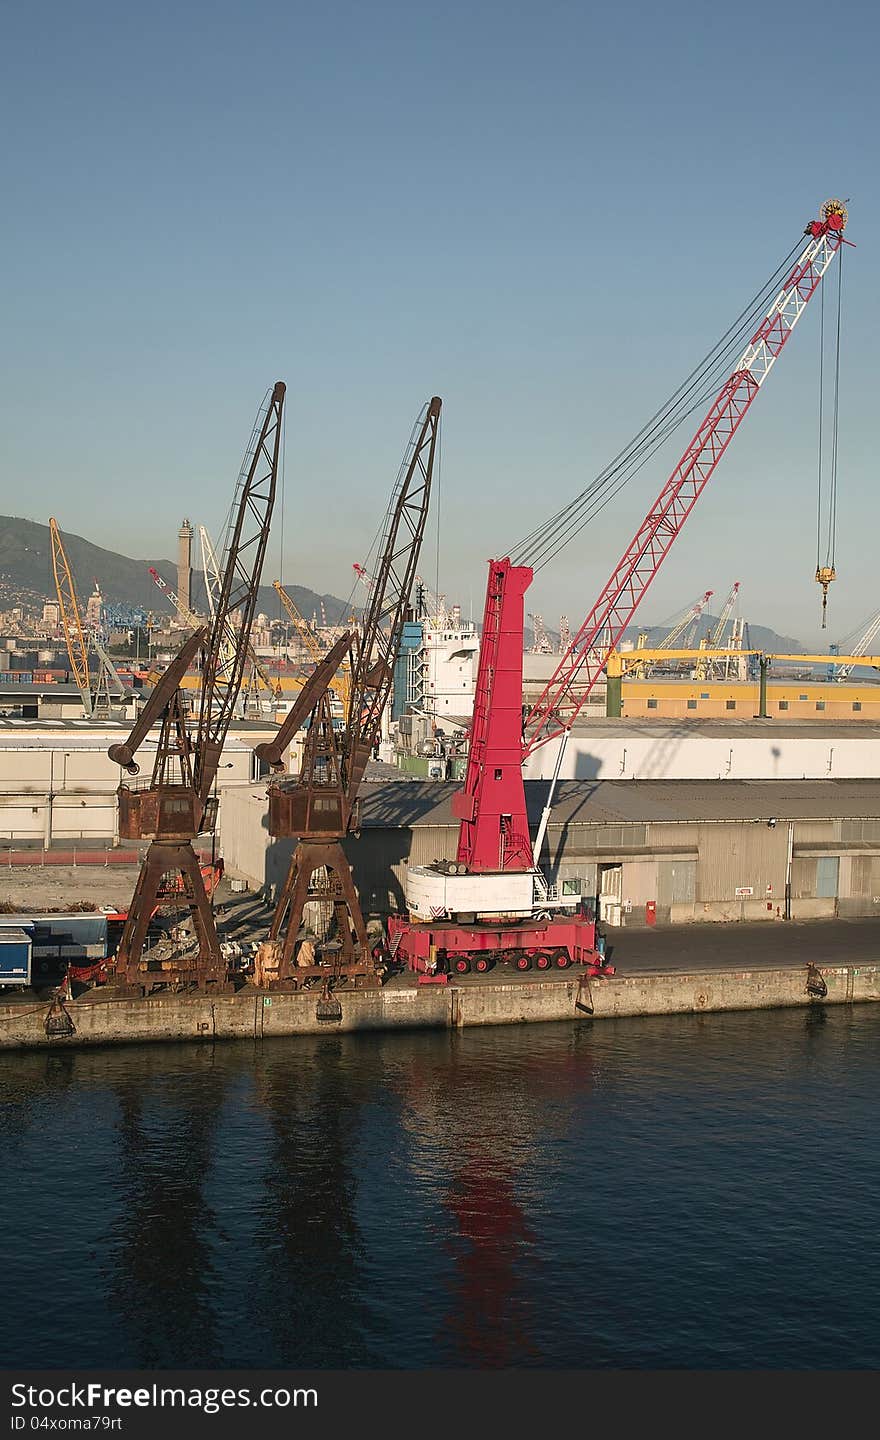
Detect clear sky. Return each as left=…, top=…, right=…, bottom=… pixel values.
left=2, top=0, right=877, bottom=647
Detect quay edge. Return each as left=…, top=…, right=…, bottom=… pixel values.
left=2, top=963, right=880, bottom=1051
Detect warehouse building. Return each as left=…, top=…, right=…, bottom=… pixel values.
left=219, top=777, right=880, bottom=928
left=0, top=716, right=278, bottom=844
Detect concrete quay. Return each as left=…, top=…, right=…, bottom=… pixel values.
left=1, top=918, right=879, bottom=1051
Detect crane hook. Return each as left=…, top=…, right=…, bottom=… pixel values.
left=815, top=565, right=835, bottom=629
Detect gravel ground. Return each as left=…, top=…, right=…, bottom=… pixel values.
left=0, top=864, right=143, bottom=914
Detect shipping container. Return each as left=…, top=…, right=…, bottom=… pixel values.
left=0, top=926, right=33, bottom=986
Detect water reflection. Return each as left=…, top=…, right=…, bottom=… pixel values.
left=106, top=1049, right=226, bottom=1366
left=247, top=1038, right=384, bottom=1367
left=1, top=1009, right=879, bottom=1369
left=394, top=1028, right=600, bottom=1367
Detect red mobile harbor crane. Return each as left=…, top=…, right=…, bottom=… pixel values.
left=389, top=200, right=850, bottom=977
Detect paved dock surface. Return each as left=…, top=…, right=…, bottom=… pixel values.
left=604, top=916, right=879, bottom=976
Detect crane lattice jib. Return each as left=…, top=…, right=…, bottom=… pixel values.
left=49, top=518, right=93, bottom=716
left=836, top=607, right=880, bottom=680
left=274, top=579, right=351, bottom=711
left=274, top=581, right=324, bottom=665
left=199, top=525, right=223, bottom=620
left=194, top=381, right=285, bottom=800
left=663, top=590, right=713, bottom=650
left=149, top=566, right=201, bottom=628
left=523, top=210, right=847, bottom=756
left=344, top=396, right=441, bottom=802
left=708, top=581, right=740, bottom=649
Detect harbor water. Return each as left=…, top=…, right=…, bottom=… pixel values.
left=1, top=1006, right=878, bottom=1370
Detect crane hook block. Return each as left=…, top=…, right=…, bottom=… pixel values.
left=815, top=565, right=836, bottom=629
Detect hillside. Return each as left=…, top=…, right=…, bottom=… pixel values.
left=527, top=615, right=804, bottom=656
left=0, top=516, right=354, bottom=627
left=622, top=615, right=804, bottom=655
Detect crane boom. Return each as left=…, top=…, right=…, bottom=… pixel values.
left=49, top=518, right=92, bottom=716
left=199, top=524, right=223, bottom=621
left=453, top=202, right=848, bottom=878
left=148, top=566, right=201, bottom=627
left=707, top=582, right=740, bottom=649
left=524, top=204, right=848, bottom=756
left=256, top=395, right=441, bottom=989
left=663, top=590, right=713, bottom=649
left=834, top=608, right=880, bottom=680
left=274, top=579, right=351, bottom=713
left=345, top=396, right=442, bottom=802
left=194, top=381, right=284, bottom=802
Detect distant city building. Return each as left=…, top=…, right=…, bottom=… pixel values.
left=85, top=588, right=103, bottom=627
left=42, top=602, right=60, bottom=627
left=177, top=518, right=194, bottom=614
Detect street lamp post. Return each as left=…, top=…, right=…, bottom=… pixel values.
left=784, top=821, right=794, bottom=920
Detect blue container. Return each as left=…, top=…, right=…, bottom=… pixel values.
left=0, top=927, right=33, bottom=986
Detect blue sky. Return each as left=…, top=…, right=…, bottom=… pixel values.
left=2, top=0, right=877, bottom=646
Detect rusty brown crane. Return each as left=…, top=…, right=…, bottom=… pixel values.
left=108, top=381, right=285, bottom=992
left=254, top=395, right=441, bottom=990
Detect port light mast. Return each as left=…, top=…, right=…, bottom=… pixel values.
left=453, top=200, right=849, bottom=877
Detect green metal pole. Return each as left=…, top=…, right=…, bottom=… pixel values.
left=758, top=655, right=768, bottom=718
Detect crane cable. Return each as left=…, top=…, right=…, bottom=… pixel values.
left=508, top=236, right=805, bottom=573
left=815, top=244, right=844, bottom=625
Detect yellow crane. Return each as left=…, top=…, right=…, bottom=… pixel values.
left=49, top=518, right=92, bottom=715
left=274, top=580, right=351, bottom=714
left=49, top=518, right=127, bottom=717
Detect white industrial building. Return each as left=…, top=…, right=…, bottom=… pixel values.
left=0, top=716, right=277, bottom=844
left=522, top=718, right=880, bottom=783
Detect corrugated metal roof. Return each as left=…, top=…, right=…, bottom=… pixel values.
left=568, top=717, right=880, bottom=740
left=355, top=778, right=880, bottom=829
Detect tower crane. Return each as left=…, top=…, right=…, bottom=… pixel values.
left=389, top=199, right=850, bottom=976
left=108, top=380, right=285, bottom=992
left=49, top=518, right=128, bottom=717
left=253, top=396, right=442, bottom=989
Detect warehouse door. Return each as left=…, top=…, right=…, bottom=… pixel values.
left=598, top=863, right=623, bottom=926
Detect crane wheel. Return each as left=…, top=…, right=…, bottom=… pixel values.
left=474, top=956, right=493, bottom=973
left=535, top=952, right=552, bottom=971
left=553, top=949, right=572, bottom=969
left=515, top=954, right=532, bottom=972
left=453, top=957, right=471, bottom=975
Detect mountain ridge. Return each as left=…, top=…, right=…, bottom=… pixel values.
left=0, top=515, right=355, bottom=629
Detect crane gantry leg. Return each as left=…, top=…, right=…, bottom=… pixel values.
left=114, top=842, right=224, bottom=993
left=255, top=840, right=373, bottom=990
